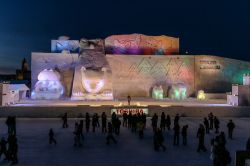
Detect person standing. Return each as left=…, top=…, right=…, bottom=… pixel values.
left=227, top=119, right=235, bottom=139
left=197, top=124, right=207, bottom=152
left=96, top=113, right=100, bottom=127
left=111, top=112, right=117, bottom=125
left=153, top=128, right=166, bottom=151
left=137, top=121, right=144, bottom=139
left=166, top=115, right=171, bottom=130
left=106, top=122, right=117, bottom=145
left=204, top=117, right=210, bottom=134
left=114, top=117, right=121, bottom=135
left=151, top=113, right=158, bottom=132
left=173, top=123, right=180, bottom=146
left=129, top=112, right=134, bottom=128
left=160, top=112, right=166, bottom=131
left=85, top=113, right=90, bottom=133
left=49, top=128, right=57, bottom=145
left=127, top=95, right=131, bottom=105
left=62, top=113, right=68, bottom=128
left=208, top=112, right=214, bottom=130
left=142, top=113, right=147, bottom=129
left=79, top=120, right=84, bottom=139
left=122, top=112, right=128, bottom=127
left=101, top=112, right=107, bottom=133
left=73, top=123, right=82, bottom=147
left=174, top=113, right=180, bottom=126
left=181, top=125, right=188, bottom=146
left=214, top=116, right=220, bottom=134
left=92, top=114, right=98, bottom=132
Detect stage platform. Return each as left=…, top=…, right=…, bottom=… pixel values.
left=0, top=98, right=249, bottom=118
left=14, top=98, right=229, bottom=107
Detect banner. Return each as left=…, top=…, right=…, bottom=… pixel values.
left=111, top=108, right=148, bottom=115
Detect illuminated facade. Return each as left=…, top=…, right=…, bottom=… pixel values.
left=31, top=34, right=250, bottom=100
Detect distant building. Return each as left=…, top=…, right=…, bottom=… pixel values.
left=0, top=58, right=31, bottom=89
left=16, top=58, right=31, bottom=81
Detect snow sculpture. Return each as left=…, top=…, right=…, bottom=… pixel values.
left=243, top=74, right=250, bottom=85
left=78, top=67, right=113, bottom=100
left=31, top=69, right=64, bottom=99
left=197, top=90, right=206, bottom=100
left=169, top=83, right=187, bottom=100
left=152, top=85, right=164, bottom=100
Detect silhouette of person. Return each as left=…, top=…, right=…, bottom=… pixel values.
left=49, top=128, right=57, bottom=145
left=62, top=113, right=68, bottom=128
left=160, top=112, right=166, bottom=131
left=154, top=128, right=166, bottom=151
left=197, top=124, right=207, bottom=152
left=227, top=119, right=235, bottom=139
left=122, top=112, right=128, bottom=127
left=101, top=112, right=107, bottom=133
left=208, top=112, right=214, bottom=129
left=173, top=123, right=180, bottom=146
left=181, top=125, right=188, bottom=146
left=166, top=115, right=171, bottom=130
left=151, top=113, right=158, bottom=132
left=174, top=113, right=180, bottom=126
left=214, top=116, right=220, bottom=134
left=106, top=122, right=117, bottom=145
left=127, top=95, right=131, bottom=105
left=204, top=117, right=210, bottom=134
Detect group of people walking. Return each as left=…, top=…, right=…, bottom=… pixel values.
left=0, top=111, right=243, bottom=166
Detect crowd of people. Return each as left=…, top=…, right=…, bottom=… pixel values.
left=0, top=111, right=247, bottom=166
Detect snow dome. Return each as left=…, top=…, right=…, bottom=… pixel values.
left=31, top=69, right=64, bottom=100
left=169, top=83, right=187, bottom=100
left=38, top=69, right=61, bottom=81
left=152, top=85, right=164, bottom=100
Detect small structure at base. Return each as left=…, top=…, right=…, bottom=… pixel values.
left=0, top=83, right=29, bottom=106
left=227, top=74, right=250, bottom=106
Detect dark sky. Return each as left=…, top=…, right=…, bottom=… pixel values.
left=0, top=0, right=250, bottom=74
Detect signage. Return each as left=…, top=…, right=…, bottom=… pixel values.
left=111, top=108, right=148, bottom=115
left=199, top=60, right=220, bottom=70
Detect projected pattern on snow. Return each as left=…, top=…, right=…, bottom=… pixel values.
left=105, top=34, right=179, bottom=55
left=31, top=69, right=64, bottom=99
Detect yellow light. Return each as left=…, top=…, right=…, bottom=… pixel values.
left=197, top=90, right=206, bottom=100
left=90, top=105, right=102, bottom=107
left=160, top=105, right=169, bottom=107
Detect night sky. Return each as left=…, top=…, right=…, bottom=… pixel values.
left=0, top=0, right=250, bottom=74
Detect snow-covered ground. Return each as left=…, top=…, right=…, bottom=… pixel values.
left=0, top=118, right=249, bottom=166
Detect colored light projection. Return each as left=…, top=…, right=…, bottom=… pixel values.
left=31, top=69, right=64, bottom=99
left=152, top=85, right=164, bottom=100
left=105, top=34, right=179, bottom=55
